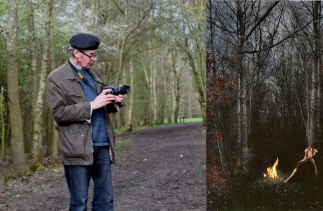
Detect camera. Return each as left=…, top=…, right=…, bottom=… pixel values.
left=105, top=85, right=130, bottom=95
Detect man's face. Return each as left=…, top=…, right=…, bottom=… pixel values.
left=76, top=49, right=98, bottom=69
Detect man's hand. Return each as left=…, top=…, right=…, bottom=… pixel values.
left=114, top=85, right=125, bottom=103
left=115, top=94, right=124, bottom=103
left=92, top=89, right=116, bottom=110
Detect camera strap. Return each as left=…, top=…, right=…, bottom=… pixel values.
left=68, top=60, right=107, bottom=95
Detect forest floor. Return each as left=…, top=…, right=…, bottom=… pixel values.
left=0, top=122, right=206, bottom=211
left=207, top=138, right=323, bottom=210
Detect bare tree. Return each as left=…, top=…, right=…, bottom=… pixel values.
left=6, top=0, right=26, bottom=175
left=49, top=0, right=58, bottom=160
left=170, top=49, right=185, bottom=123
left=31, top=0, right=52, bottom=169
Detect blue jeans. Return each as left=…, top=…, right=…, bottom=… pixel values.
left=64, top=146, right=113, bottom=211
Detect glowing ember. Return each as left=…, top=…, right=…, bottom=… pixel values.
left=264, top=157, right=279, bottom=179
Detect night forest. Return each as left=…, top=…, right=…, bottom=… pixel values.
left=207, top=1, right=323, bottom=210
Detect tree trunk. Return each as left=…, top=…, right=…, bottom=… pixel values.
left=159, top=86, right=165, bottom=124
left=126, top=57, right=134, bottom=131
left=148, top=34, right=154, bottom=126
left=171, top=51, right=180, bottom=123
left=164, top=66, right=172, bottom=124
left=307, top=59, right=318, bottom=147
left=306, top=66, right=309, bottom=143
left=174, top=75, right=180, bottom=123
left=49, top=0, right=58, bottom=160
left=187, top=82, right=192, bottom=119
left=307, top=0, right=321, bottom=147
left=248, top=60, right=253, bottom=139
left=115, top=3, right=128, bottom=129
left=152, top=49, right=158, bottom=123
left=317, top=57, right=321, bottom=143
left=148, top=85, right=153, bottom=126
left=241, top=74, right=249, bottom=167
left=170, top=82, right=173, bottom=124
left=90, top=0, right=97, bottom=34
left=159, top=58, right=167, bottom=124
left=27, top=0, right=39, bottom=121
left=237, top=73, right=241, bottom=144
left=115, top=3, right=128, bottom=86
left=141, top=52, right=153, bottom=126
left=31, top=0, right=51, bottom=169
left=184, top=40, right=206, bottom=126
left=180, top=5, right=206, bottom=126
left=7, top=0, right=26, bottom=175
left=0, top=87, right=8, bottom=189
left=236, top=0, right=249, bottom=169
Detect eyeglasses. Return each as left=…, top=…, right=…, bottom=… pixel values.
left=78, top=49, right=100, bottom=60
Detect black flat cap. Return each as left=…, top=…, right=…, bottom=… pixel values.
left=69, top=33, right=100, bottom=50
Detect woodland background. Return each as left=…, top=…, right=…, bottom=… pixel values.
left=207, top=1, right=323, bottom=209
left=0, top=0, right=206, bottom=184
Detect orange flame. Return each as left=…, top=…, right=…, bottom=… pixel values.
left=264, top=157, right=279, bottom=179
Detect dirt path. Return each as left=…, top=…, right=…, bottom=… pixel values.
left=0, top=123, right=206, bottom=211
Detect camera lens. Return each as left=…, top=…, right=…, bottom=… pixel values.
left=104, top=85, right=130, bottom=95
left=114, top=87, right=120, bottom=95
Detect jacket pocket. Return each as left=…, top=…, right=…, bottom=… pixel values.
left=58, top=123, right=86, bottom=159
left=65, top=93, right=84, bottom=105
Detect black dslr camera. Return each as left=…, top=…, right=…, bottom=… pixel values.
left=105, top=85, right=130, bottom=95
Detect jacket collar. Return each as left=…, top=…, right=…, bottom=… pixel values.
left=64, top=60, right=104, bottom=93
left=65, top=60, right=102, bottom=83
left=65, top=60, right=78, bottom=81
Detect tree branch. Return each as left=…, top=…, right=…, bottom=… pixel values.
left=245, top=1, right=280, bottom=41
left=301, top=1, right=312, bottom=15
left=32, top=0, right=46, bottom=11
left=243, top=18, right=313, bottom=54
left=112, top=0, right=124, bottom=14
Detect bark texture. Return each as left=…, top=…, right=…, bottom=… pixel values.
left=7, top=0, right=26, bottom=175
left=0, top=87, right=8, bottom=188
left=31, top=0, right=51, bottom=168
left=126, top=57, right=134, bottom=131
left=307, top=0, right=321, bottom=147
left=115, top=3, right=128, bottom=129
left=27, top=0, right=38, bottom=119
left=49, top=0, right=58, bottom=159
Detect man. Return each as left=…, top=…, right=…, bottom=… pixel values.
left=47, top=33, right=124, bottom=211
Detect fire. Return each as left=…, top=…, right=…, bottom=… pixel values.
left=264, top=157, right=279, bottom=179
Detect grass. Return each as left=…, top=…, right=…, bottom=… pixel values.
left=36, top=165, right=45, bottom=171
left=115, top=140, right=132, bottom=157
left=114, top=124, right=160, bottom=133
left=164, top=117, right=203, bottom=124
left=208, top=174, right=323, bottom=210
left=207, top=138, right=323, bottom=210
left=115, top=141, right=131, bottom=150
left=37, top=187, right=49, bottom=191
left=114, top=117, right=203, bottom=134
